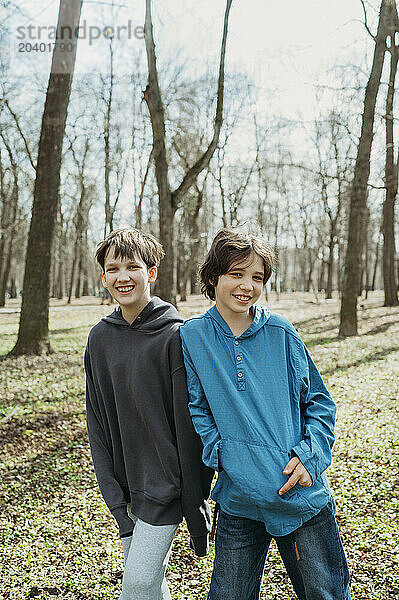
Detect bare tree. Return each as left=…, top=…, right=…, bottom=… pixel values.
left=0, top=95, right=36, bottom=305
left=0, top=137, right=18, bottom=306
left=143, top=0, right=233, bottom=304
left=101, top=39, right=129, bottom=236
left=339, top=0, right=394, bottom=336
left=67, top=138, right=93, bottom=303
left=313, top=111, right=352, bottom=299
left=10, top=0, right=83, bottom=355
left=382, top=28, right=399, bottom=305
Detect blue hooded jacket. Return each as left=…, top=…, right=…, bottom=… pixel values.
left=180, top=304, right=335, bottom=536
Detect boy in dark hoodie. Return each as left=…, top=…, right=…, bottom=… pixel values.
left=84, top=228, right=213, bottom=600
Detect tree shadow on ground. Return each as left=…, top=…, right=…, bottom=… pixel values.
left=364, top=320, right=399, bottom=336
left=1, top=417, right=90, bottom=505
left=293, top=313, right=340, bottom=330
left=0, top=410, right=85, bottom=442
left=322, top=345, right=399, bottom=376
left=305, top=336, right=340, bottom=347
left=293, top=308, right=399, bottom=334
left=302, top=317, right=399, bottom=346
left=50, top=325, right=89, bottom=335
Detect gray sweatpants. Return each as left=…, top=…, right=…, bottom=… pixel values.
left=119, top=506, right=178, bottom=600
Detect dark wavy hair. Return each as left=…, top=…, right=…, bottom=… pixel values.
left=200, top=229, right=274, bottom=301
left=95, top=228, right=165, bottom=270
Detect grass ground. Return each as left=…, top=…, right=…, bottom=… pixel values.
left=0, top=292, right=398, bottom=600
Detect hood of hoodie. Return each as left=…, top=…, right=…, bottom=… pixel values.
left=102, top=296, right=182, bottom=331
left=207, top=303, right=270, bottom=338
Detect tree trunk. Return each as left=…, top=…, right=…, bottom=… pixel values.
left=306, top=248, right=314, bottom=293
left=358, top=207, right=367, bottom=298
left=179, top=192, right=202, bottom=302
left=10, top=0, right=83, bottom=355
left=135, top=148, right=153, bottom=230
left=9, top=277, right=17, bottom=299
left=318, top=254, right=326, bottom=293
left=57, top=253, right=64, bottom=299
left=365, top=208, right=370, bottom=300
left=176, top=220, right=184, bottom=297
left=339, top=0, right=394, bottom=336
left=143, top=0, right=232, bottom=304
left=143, top=0, right=174, bottom=301
left=81, top=230, right=89, bottom=296
left=56, top=208, right=65, bottom=299
left=371, top=229, right=381, bottom=290
left=75, top=247, right=82, bottom=299
left=0, top=148, right=7, bottom=304
left=0, top=137, right=19, bottom=306
left=68, top=236, right=79, bottom=304
left=0, top=188, right=18, bottom=305
left=104, top=40, right=114, bottom=237
left=383, top=42, right=399, bottom=305
left=325, top=230, right=335, bottom=299
left=190, top=267, right=199, bottom=295
left=338, top=240, right=346, bottom=295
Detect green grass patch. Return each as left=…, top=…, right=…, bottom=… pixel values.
left=0, top=294, right=398, bottom=599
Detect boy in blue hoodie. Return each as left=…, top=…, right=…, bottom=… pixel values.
left=179, top=229, right=351, bottom=600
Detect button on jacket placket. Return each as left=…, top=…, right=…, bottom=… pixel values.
left=234, top=337, right=246, bottom=391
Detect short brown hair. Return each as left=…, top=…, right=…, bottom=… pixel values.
left=200, top=228, right=274, bottom=300
left=95, top=228, right=165, bottom=270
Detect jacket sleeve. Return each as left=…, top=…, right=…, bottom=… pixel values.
left=84, top=343, right=133, bottom=538
left=291, top=338, right=336, bottom=484
left=170, top=332, right=214, bottom=557
left=180, top=336, right=222, bottom=472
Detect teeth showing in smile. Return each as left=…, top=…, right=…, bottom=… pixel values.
left=234, top=295, right=251, bottom=301
left=117, top=286, right=134, bottom=292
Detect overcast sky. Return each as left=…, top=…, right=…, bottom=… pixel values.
left=9, top=0, right=376, bottom=120
left=5, top=1, right=386, bottom=234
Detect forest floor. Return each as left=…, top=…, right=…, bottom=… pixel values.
left=0, top=292, right=398, bottom=600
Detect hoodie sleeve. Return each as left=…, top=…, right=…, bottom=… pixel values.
left=180, top=335, right=222, bottom=472
left=84, top=343, right=134, bottom=538
left=169, top=332, right=214, bottom=557
left=291, top=337, right=336, bottom=484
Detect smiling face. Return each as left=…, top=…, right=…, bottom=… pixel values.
left=214, top=252, right=265, bottom=323
left=102, top=248, right=157, bottom=323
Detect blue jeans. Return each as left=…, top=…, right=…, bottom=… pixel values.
left=208, top=497, right=351, bottom=600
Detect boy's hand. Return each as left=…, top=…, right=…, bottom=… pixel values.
left=278, top=457, right=312, bottom=496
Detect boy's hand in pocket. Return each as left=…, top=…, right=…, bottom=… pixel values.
left=278, top=457, right=312, bottom=495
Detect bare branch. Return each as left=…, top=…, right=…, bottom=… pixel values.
left=1, top=98, right=36, bottom=171
left=171, top=0, right=233, bottom=208
left=136, top=147, right=154, bottom=228
left=360, top=0, right=377, bottom=40
left=367, top=183, right=386, bottom=189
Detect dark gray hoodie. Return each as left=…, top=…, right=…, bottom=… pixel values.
left=84, top=296, right=213, bottom=556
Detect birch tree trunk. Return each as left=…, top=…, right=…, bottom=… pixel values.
left=10, top=0, right=83, bottom=355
